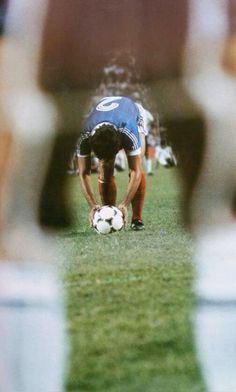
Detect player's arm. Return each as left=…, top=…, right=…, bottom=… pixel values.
left=118, top=154, right=142, bottom=217
left=78, top=156, right=100, bottom=221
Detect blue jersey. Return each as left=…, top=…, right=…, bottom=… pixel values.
left=77, top=96, right=143, bottom=157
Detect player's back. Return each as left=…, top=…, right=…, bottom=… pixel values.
left=84, top=96, right=139, bottom=134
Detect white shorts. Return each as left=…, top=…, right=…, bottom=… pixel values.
left=135, top=103, right=154, bottom=136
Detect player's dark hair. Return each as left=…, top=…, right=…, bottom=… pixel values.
left=90, top=124, right=121, bottom=160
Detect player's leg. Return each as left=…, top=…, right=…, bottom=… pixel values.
left=0, top=89, right=60, bottom=261
left=131, top=133, right=146, bottom=230
left=144, top=136, right=153, bottom=175
left=145, top=156, right=153, bottom=175
left=115, top=150, right=126, bottom=172
left=193, top=225, right=236, bottom=392
left=0, top=89, right=68, bottom=392
left=0, top=0, right=68, bottom=390
left=182, top=1, right=236, bottom=389
left=191, top=111, right=236, bottom=392
left=97, top=158, right=117, bottom=205
left=0, top=262, right=67, bottom=392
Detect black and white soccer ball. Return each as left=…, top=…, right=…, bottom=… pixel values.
left=93, top=206, right=124, bottom=234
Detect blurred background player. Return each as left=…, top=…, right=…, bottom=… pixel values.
left=155, top=127, right=178, bottom=169
left=76, top=96, right=148, bottom=230
left=145, top=122, right=178, bottom=174
left=136, top=102, right=155, bottom=175
left=0, top=0, right=67, bottom=391
left=145, top=120, right=158, bottom=176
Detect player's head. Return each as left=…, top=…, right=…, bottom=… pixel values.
left=90, top=123, right=121, bottom=160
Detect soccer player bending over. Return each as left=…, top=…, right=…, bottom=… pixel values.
left=76, top=96, right=147, bottom=230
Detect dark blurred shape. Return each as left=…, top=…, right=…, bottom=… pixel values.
left=39, top=0, right=189, bottom=90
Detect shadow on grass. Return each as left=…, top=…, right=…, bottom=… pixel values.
left=58, top=229, right=94, bottom=238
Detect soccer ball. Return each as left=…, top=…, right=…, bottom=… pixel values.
left=93, top=205, right=124, bottom=234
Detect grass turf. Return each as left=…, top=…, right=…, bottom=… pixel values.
left=58, top=166, right=205, bottom=392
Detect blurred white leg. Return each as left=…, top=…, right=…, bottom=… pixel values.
left=0, top=90, right=58, bottom=262
left=0, top=262, right=67, bottom=392
left=0, top=2, right=68, bottom=391
left=0, top=0, right=58, bottom=262
left=194, top=226, right=236, bottom=392
left=184, top=2, right=236, bottom=389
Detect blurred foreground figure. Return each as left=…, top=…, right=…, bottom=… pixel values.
left=183, top=0, right=236, bottom=390
left=0, top=0, right=67, bottom=391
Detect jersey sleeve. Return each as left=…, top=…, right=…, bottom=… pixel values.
left=76, top=132, right=91, bottom=157
left=120, top=127, right=142, bottom=156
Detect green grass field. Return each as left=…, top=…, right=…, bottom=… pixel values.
left=58, top=166, right=205, bottom=392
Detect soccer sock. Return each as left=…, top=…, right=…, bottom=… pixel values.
left=194, top=227, right=236, bottom=392
left=145, top=158, right=152, bottom=174
left=131, top=171, right=146, bottom=221
left=98, top=176, right=117, bottom=205
left=194, top=305, right=236, bottom=392
left=0, top=262, right=67, bottom=392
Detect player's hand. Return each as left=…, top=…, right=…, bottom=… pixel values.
left=89, top=205, right=100, bottom=227
left=118, top=204, right=128, bottom=227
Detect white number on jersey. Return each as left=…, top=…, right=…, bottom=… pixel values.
left=96, top=97, right=122, bottom=112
